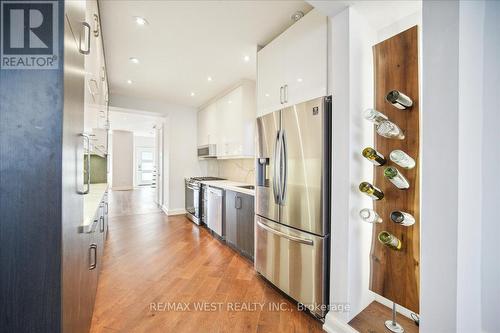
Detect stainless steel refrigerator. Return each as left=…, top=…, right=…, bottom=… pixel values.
left=255, top=96, right=331, bottom=319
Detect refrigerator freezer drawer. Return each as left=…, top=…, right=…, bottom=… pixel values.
left=255, top=215, right=328, bottom=318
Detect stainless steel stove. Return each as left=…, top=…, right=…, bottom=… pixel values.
left=185, top=176, right=225, bottom=225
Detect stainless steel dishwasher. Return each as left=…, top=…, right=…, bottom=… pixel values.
left=207, top=187, right=223, bottom=237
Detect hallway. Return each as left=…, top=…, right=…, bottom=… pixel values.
left=90, top=188, right=324, bottom=333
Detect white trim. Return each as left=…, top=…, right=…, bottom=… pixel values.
left=160, top=205, right=186, bottom=216
left=323, top=313, right=359, bottom=333
left=111, top=186, right=133, bottom=191
left=167, top=208, right=186, bottom=216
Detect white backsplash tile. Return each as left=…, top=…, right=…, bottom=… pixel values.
left=206, top=158, right=255, bottom=184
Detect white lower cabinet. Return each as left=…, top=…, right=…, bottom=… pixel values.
left=197, top=80, right=256, bottom=159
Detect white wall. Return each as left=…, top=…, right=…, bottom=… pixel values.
left=327, top=7, right=377, bottom=328
left=111, top=130, right=134, bottom=190
left=481, top=3, right=500, bottom=333
left=422, top=1, right=500, bottom=332
left=110, top=94, right=203, bottom=214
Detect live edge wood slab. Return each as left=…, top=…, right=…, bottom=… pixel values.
left=370, top=26, right=420, bottom=313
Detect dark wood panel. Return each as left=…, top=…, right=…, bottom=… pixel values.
left=0, top=2, right=66, bottom=332
left=349, top=301, right=419, bottom=333
left=370, top=26, right=420, bottom=313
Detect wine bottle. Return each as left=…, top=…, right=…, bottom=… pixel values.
left=363, top=108, right=389, bottom=124
left=384, top=166, right=410, bottom=189
left=386, top=90, right=413, bottom=109
left=378, top=231, right=402, bottom=250
left=376, top=120, right=405, bottom=140
left=362, top=147, right=386, bottom=166
left=390, top=211, right=416, bottom=226
left=390, top=150, right=416, bottom=169
left=359, top=208, right=383, bottom=223
left=359, top=182, right=384, bottom=200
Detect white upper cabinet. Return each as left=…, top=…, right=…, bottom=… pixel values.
left=197, top=102, right=217, bottom=146
left=257, top=40, right=285, bottom=117
left=257, top=9, right=327, bottom=117
left=197, top=81, right=256, bottom=159
left=83, top=0, right=109, bottom=154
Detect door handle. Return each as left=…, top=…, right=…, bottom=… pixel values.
left=88, top=244, right=97, bottom=270
left=280, top=86, right=284, bottom=104
left=272, top=131, right=281, bottom=204
left=284, top=84, right=288, bottom=103
left=279, top=130, right=287, bottom=203
left=257, top=221, right=313, bottom=246
left=79, top=22, right=91, bottom=55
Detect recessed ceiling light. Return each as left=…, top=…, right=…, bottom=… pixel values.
left=127, top=79, right=132, bottom=84
left=190, top=92, right=195, bottom=97
left=297, top=78, right=303, bottom=83
left=207, top=76, right=213, bottom=82
left=228, top=100, right=232, bottom=104
left=129, top=57, right=139, bottom=64
left=134, top=16, right=148, bottom=26
left=265, top=93, right=270, bottom=97
left=243, top=55, right=250, bottom=62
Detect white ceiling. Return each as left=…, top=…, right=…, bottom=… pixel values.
left=309, top=0, right=421, bottom=31
left=100, top=0, right=312, bottom=108
left=109, top=108, right=165, bottom=137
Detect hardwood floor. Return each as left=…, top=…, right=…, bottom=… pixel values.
left=90, top=188, right=325, bottom=333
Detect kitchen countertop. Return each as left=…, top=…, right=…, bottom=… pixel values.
left=81, top=183, right=108, bottom=233
left=200, top=180, right=255, bottom=196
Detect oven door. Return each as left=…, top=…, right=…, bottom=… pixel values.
left=185, top=181, right=200, bottom=224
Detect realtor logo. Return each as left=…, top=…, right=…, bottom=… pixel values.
left=1, top=0, right=59, bottom=69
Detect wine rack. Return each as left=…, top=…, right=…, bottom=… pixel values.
left=369, top=26, right=420, bottom=313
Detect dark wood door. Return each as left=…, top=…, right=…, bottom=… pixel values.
left=224, top=190, right=238, bottom=247
left=236, top=193, right=255, bottom=260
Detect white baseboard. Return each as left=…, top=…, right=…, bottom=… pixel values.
left=161, top=205, right=169, bottom=215
left=323, top=313, right=359, bottom=333
left=160, top=205, right=186, bottom=216
left=167, top=208, right=186, bottom=216
left=111, top=185, right=133, bottom=191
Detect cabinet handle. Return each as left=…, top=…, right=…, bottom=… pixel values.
left=79, top=22, right=91, bottom=55
left=279, top=86, right=284, bottom=104
left=235, top=196, right=242, bottom=209
left=284, top=84, right=288, bottom=104
left=99, top=216, right=104, bottom=233
left=80, top=134, right=90, bottom=194
left=93, top=14, right=100, bottom=38
left=89, top=244, right=97, bottom=270
left=105, top=202, right=109, bottom=214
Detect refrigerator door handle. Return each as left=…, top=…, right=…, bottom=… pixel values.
left=279, top=130, right=287, bottom=203
left=272, top=130, right=281, bottom=204
left=256, top=220, right=314, bottom=246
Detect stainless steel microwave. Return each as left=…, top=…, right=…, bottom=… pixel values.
left=197, top=144, right=217, bottom=159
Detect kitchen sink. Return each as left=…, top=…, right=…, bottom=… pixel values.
left=237, top=185, right=255, bottom=190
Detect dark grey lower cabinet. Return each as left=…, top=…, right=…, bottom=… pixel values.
left=224, top=190, right=255, bottom=260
